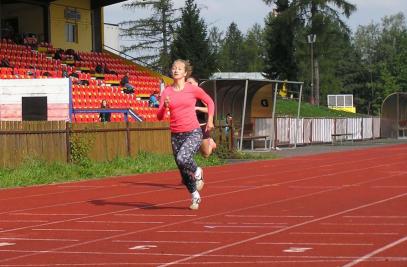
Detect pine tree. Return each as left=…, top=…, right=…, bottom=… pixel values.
left=263, top=0, right=297, bottom=80
left=218, top=22, right=245, bottom=72
left=170, top=0, right=216, bottom=79
left=120, top=0, right=179, bottom=73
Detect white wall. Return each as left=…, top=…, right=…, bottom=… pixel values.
left=0, top=78, right=70, bottom=121
left=103, top=23, right=120, bottom=54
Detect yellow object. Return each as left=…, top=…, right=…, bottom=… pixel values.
left=279, top=82, right=287, bottom=97
left=330, top=106, right=356, bottom=113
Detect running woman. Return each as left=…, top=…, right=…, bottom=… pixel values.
left=157, top=59, right=215, bottom=210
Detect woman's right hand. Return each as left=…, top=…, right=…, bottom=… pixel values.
left=164, top=96, right=170, bottom=109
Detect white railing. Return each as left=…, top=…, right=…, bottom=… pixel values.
left=254, top=117, right=381, bottom=146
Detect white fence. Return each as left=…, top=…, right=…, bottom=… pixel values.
left=254, top=117, right=381, bottom=146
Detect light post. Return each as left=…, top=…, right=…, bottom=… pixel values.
left=307, top=34, right=316, bottom=104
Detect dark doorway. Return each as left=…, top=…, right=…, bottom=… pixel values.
left=22, top=96, right=47, bottom=121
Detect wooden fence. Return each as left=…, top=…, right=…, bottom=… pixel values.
left=0, top=121, right=171, bottom=168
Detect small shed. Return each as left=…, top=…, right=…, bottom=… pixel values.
left=381, top=92, right=407, bottom=139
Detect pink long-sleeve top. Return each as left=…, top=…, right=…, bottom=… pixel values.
left=157, top=83, right=215, bottom=133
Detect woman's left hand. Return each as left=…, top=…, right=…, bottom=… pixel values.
left=206, top=120, right=214, bottom=132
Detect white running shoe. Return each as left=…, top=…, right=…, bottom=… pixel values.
left=189, top=197, right=201, bottom=210
left=195, top=167, right=204, bottom=191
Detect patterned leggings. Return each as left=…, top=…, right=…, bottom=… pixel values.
left=171, top=128, right=203, bottom=193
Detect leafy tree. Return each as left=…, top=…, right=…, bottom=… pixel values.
left=218, top=22, right=245, bottom=72
left=265, top=0, right=356, bottom=105
left=208, top=26, right=223, bottom=59
left=120, top=0, right=179, bottom=73
left=170, top=0, right=216, bottom=79
left=263, top=0, right=298, bottom=80
left=353, top=13, right=407, bottom=114
left=242, top=24, right=266, bottom=72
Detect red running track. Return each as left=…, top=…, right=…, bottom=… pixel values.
left=0, top=144, right=406, bottom=266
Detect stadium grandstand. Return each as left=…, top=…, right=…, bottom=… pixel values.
left=0, top=0, right=171, bottom=123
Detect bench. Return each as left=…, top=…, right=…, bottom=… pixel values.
left=236, top=135, right=271, bottom=151
left=331, top=133, right=353, bottom=145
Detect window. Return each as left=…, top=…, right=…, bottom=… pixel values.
left=65, top=23, right=77, bottom=43
left=22, top=97, right=47, bottom=121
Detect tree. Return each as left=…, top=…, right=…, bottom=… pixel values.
left=218, top=22, right=245, bottom=72
left=263, top=0, right=298, bottom=80
left=208, top=26, right=223, bottom=61
left=120, top=0, right=179, bottom=73
left=170, top=0, right=216, bottom=79
left=242, top=24, right=266, bottom=72
left=353, top=13, right=407, bottom=114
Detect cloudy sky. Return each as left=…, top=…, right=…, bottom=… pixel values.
left=104, top=0, right=407, bottom=34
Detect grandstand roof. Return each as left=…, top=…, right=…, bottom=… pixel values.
left=1, top=0, right=126, bottom=8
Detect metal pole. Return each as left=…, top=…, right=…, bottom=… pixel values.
left=270, top=82, right=279, bottom=150
left=310, top=42, right=314, bottom=104
left=239, top=79, right=249, bottom=151
left=308, top=34, right=316, bottom=105
left=294, top=83, right=304, bottom=148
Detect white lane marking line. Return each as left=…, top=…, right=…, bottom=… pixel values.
left=10, top=213, right=88, bottom=216
left=113, top=240, right=221, bottom=244
left=76, top=220, right=163, bottom=224
left=204, top=225, right=284, bottom=229
left=57, top=185, right=104, bottom=188
left=290, top=232, right=398, bottom=235
left=157, top=230, right=256, bottom=234
left=372, top=186, right=407, bottom=188
left=257, top=242, right=374, bottom=246
left=0, top=238, right=78, bottom=242
left=115, top=214, right=196, bottom=217
left=283, top=247, right=313, bottom=253
left=129, top=245, right=157, bottom=250
left=193, top=222, right=288, bottom=225
left=343, top=236, right=407, bottom=267
left=0, top=242, right=15, bottom=247
left=0, top=220, right=48, bottom=222
left=289, top=186, right=338, bottom=189
left=32, top=228, right=124, bottom=232
left=157, top=191, right=407, bottom=267
left=321, top=222, right=406, bottom=226
left=226, top=215, right=314, bottom=218
left=343, top=215, right=407, bottom=219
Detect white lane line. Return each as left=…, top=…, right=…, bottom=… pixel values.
left=343, top=215, right=407, bottom=219
left=372, top=186, right=407, bottom=188
left=226, top=215, right=314, bottom=218
left=289, top=186, right=339, bottom=189
left=257, top=242, right=374, bottom=246
left=321, top=222, right=406, bottom=226
left=158, top=191, right=407, bottom=267
left=0, top=220, right=48, bottom=223
left=10, top=213, right=88, bottom=216
left=0, top=242, right=15, bottom=247
left=76, top=220, right=163, bottom=224
left=290, top=232, right=398, bottom=236
left=193, top=222, right=287, bottom=225
left=343, top=236, right=407, bottom=267
left=0, top=238, right=78, bottom=242
left=32, top=228, right=124, bottom=232
left=157, top=230, right=257, bottom=234
left=57, top=185, right=105, bottom=188
left=204, top=225, right=284, bottom=229
left=113, top=240, right=221, bottom=244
